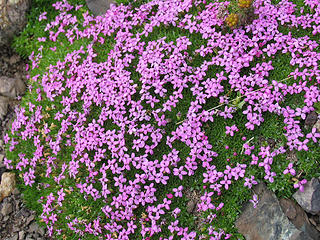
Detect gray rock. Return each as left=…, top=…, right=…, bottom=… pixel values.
left=305, top=111, right=318, bottom=128
left=28, top=222, right=39, bottom=233
left=12, top=225, right=20, bottom=232
left=14, top=201, right=20, bottom=210
left=280, top=198, right=297, bottom=220
left=186, top=200, right=197, bottom=214
left=0, top=76, right=26, bottom=98
left=12, top=188, right=20, bottom=195
left=25, top=234, right=34, bottom=240
left=9, top=54, right=20, bottom=65
left=5, top=117, right=15, bottom=131
left=0, top=172, right=16, bottom=202
left=235, top=182, right=306, bottom=240
left=0, top=154, right=4, bottom=163
left=0, top=167, right=7, bottom=184
left=314, top=119, right=320, bottom=133
left=7, top=234, right=18, bottom=240
left=86, top=0, right=117, bottom=16
left=0, top=0, right=30, bottom=46
left=18, top=231, right=25, bottom=240
left=293, top=178, right=320, bottom=215
left=291, top=231, right=314, bottom=240
left=11, top=234, right=18, bottom=240
left=280, top=198, right=320, bottom=240
left=309, top=217, right=316, bottom=226
left=0, top=95, right=8, bottom=120
left=25, top=215, right=34, bottom=226
left=1, top=202, right=13, bottom=215
left=37, top=226, right=45, bottom=236
left=16, top=208, right=30, bottom=218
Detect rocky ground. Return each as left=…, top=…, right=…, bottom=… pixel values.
left=0, top=45, right=50, bottom=240
left=236, top=180, right=320, bottom=240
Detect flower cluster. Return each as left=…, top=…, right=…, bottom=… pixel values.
left=5, top=0, right=320, bottom=239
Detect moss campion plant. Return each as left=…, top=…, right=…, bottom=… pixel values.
left=5, top=0, right=320, bottom=239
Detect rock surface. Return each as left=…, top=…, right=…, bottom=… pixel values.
left=293, top=178, right=320, bottom=215
left=0, top=48, right=27, bottom=77
left=0, top=0, right=31, bottom=46
left=0, top=76, right=25, bottom=99
left=0, top=172, right=16, bottom=202
left=86, top=0, right=117, bottom=16
left=186, top=199, right=197, bottom=214
left=0, top=165, right=6, bottom=183
left=314, top=119, right=320, bottom=133
left=0, top=47, right=27, bottom=121
left=280, top=198, right=320, bottom=240
left=235, top=182, right=314, bottom=240
left=304, top=111, right=318, bottom=128
left=0, top=95, right=8, bottom=120
left=0, top=188, right=50, bottom=239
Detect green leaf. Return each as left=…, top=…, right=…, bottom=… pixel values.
left=237, top=99, right=246, bottom=109
left=314, top=102, right=320, bottom=114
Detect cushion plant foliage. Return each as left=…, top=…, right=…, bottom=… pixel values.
left=5, top=0, right=320, bottom=239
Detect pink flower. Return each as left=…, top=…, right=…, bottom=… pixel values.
left=264, top=171, right=276, bottom=183
left=166, top=193, right=173, bottom=199
left=294, top=179, right=307, bottom=192
left=173, top=186, right=183, bottom=197
left=173, top=166, right=187, bottom=180
left=283, top=163, right=296, bottom=176
left=225, top=125, right=239, bottom=136
left=306, top=128, right=320, bottom=143
left=244, top=175, right=258, bottom=189
left=3, top=133, right=10, bottom=144
left=38, top=12, right=47, bottom=21
left=38, top=37, right=46, bottom=42
left=249, top=194, right=259, bottom=208
left=220, top=175, right=231, bottom=190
